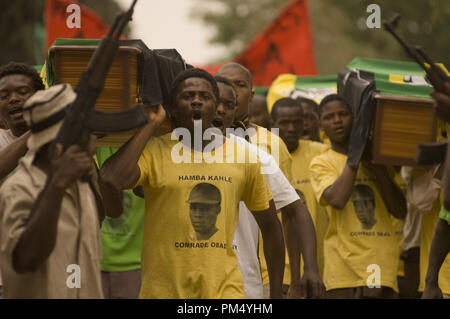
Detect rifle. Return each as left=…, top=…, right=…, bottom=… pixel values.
left=49, top=0, right=148, bottom=160
left=383, top=14, right=449, bottom=93
left=383, top=14, right=450, bottom=165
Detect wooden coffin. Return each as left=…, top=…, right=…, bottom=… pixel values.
left=49, top=45, right=144, bottom=147
left=371, top=93, right=437, bottom=166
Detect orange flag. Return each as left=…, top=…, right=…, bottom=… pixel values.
left=45, top=0, right=109, bottom=52
left=235, top=0, right=317, bottom=86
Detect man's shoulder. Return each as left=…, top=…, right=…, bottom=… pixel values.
left=307, top=140, right=330, bottom=152
left=253, top=125, right=291, bottom=158
left=0, top=165, right=36, bottom=202
left=228, top=134, right=256, bottom=153
left=298, top=140, right=330, bottom=157
left=310, top=148, right=336, bottom=166
left=256, top=125, right=284, bottom=143
left=0, top=128, right=12, bottom=136
left=142, top=133, right=173, bottom=152
left=225, top=135, right=262, bottom=165
left=0, top=129, right=16, bottom=149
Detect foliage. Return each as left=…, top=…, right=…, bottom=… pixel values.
left=192, top=0, right=450, bottom=74
left=0, top=0, right=129, bottom=66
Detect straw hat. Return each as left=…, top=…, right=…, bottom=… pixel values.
left=22, top=84, right=76, bottom=150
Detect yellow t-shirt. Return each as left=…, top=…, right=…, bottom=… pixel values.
left=309, top=149, right=399, bottom=292
left=392, top=171, right=406, bottom=277
left=249, top=125, right=292, bottom=182
left=135, top=133, right=273, bottom=299
left=418, top=197, right=450, bottom=295
left=259, top=140, right=329, bottom=286
left=391, top=215, right=405, bottom=277
left=248, top=125, right=292, bottom=286
left=291, top=140, right=329, bottom=280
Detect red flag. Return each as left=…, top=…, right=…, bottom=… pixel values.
left=44, top=0, right=109, bottom=52
left=235, top=0, right=317, bottom=86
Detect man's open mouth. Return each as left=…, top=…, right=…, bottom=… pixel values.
left=8, top=107, right=25, bottom=123
left=212, top=118, right=223, bottom=128
left=10, top=111, right=24, bottom=121
left=192, top=111, right=202, bottom=121
left=8, top=105, right=23, bottom=116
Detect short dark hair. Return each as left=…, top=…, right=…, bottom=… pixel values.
left=0, top=62, right=45, bottom=91
left=168, top=68, right=219, bottom=110
left=318, top=94, right=351, bottom=118
left=214, top=75, right=234, bottom=89
left=353, top=184, right=375, bottom=202
left=297, top=97, right=319, bottom=115
left=217, top=62, right=253, bottom=89
left=271, top=97, right=303, bottom=121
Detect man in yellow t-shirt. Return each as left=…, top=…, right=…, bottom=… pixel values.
left=216, top=63, right=292, bottom=181
left=418, top=199, right=450, bottom=298
left=422, top=82, right=450, bottom=298
left=309, top=94, right=407, bottom=298
left=100, top=68, right=285, bottom=299
left=269, top=97, right=329, bottom=285
left=248, top=94, right=270, bottom=129
left=296, top=97, right=322, bottom=143
left=216, top=64, right=324, bottom=299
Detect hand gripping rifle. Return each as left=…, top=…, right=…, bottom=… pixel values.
left=383, top=14, right=450, bottom=165
left=49, top=0, right=148, bottom=159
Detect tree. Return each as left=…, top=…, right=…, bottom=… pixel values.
left=0, top=0, right=129, bottom=66
left=190, top=0, right=290, bottom=55
left=78, top=0, right=131, bottom=37
left=0, top=0, right=45, bottom=65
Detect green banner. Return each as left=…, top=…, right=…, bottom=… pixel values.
left=346, top=57, right=440, bottom=99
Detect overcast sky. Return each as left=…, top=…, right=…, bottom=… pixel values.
left=116, top=0, right=226, bottom=65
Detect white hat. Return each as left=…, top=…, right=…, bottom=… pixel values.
left=23, top=84, right=76, bottom=150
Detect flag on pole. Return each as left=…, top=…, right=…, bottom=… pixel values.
left=235, top=0, right=317, bottom=87
left=267, top=74, right=337, bottom=112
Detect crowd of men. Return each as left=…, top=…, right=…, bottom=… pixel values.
left=0, top=59, right=448, bottom=299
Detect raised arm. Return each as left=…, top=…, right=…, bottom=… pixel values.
left=323, top=164, right=358, bottom=210
left=100, top=105, right=166, bottom=191
left=422, top=217, right=450, bottom=299
left=251, top=199, right=285, bottom=299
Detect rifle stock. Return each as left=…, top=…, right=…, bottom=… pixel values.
left=383, top=14, right=450, bottom=165
left=383, top=14, right=449, bottom=93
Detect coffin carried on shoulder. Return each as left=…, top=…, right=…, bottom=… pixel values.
left=340, top=58, right=445, bottom=166
left=46, top=39, right=184, bottom=146
left=371, top=94, right=436, bottom=166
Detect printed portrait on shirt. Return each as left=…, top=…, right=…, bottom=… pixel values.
left=295, top=188, right=307, bottom=207
left=188, top=183, right=222, bottom=240
left=352, top=184, right=377, bottom=230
